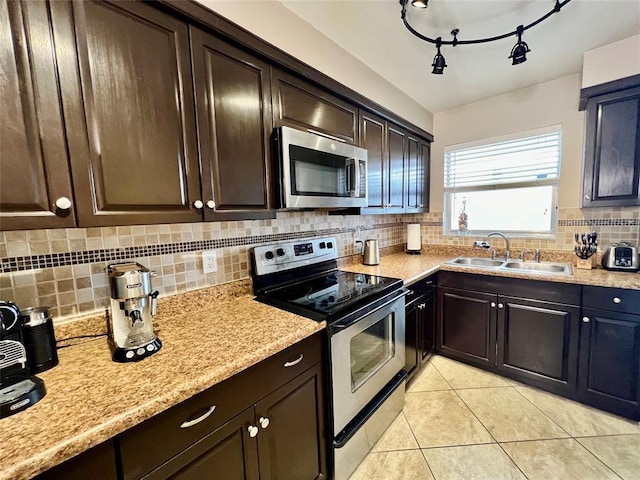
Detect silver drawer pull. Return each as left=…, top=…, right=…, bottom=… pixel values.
left=582, top=317, right=590, bottom=323
left=613, top=297, right=622, bottom=304
left=180, top=406, right=216, bottom=429
left=284, top=354, right=304, bottom=368
left=259, top=416, right=270, bottom=429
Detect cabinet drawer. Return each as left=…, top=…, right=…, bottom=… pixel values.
left=119, top=333, right=322, bottom=479
left=583, top=286, right=640, bottom=314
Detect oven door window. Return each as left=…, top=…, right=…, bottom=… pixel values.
left=350, top=312, right=395, bottom=392
left=289, top=145, right=356, bottom=197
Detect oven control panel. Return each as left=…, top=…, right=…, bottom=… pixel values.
left=252, top=237, right=338, bottom=276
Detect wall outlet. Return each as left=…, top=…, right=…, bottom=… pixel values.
left=202, top=250, right=217, bottom=274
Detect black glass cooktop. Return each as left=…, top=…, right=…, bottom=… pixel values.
left=259, top=270, right=403, bottom=321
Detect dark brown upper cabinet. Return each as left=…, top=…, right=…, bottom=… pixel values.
left=271, top=68, right=358, bottom=144
left=50, top=0, right=202, bottom=227
left=0, top=0, right=76, bottom=230
left=190, top=27, right=275, bottom=221
left=582, top=85, right=640, bottom=207
left=359, top=111, right=386, bottom=210
left=405, top=137, right=430, bottom=213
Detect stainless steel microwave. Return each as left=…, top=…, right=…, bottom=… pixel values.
left=275, top=126, right=368, bottom=209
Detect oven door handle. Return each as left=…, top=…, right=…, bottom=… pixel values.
left=331, top=288, right=410, bottom=331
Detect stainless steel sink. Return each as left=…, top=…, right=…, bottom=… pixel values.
left=446, top=257, right=505, bottom=268
left=446, top=257, right=572, bottom=275
left=502, top=261, right=572, bottom=275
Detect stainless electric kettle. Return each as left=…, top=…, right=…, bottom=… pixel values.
left=362, top=239, right=380, bottom=265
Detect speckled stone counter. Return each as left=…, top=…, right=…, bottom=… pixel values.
left=342, top=252, right=640, bottom=290
left=0, top=286, right=324, bottom=480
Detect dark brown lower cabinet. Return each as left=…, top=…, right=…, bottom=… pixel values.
left=578, top=308, right=640, bottom=420
left=437, top=287, right=496, bottom=368
left=34, top=441, right=117, bottom=480
left=497, top=297, right=580, bottom=396
left=405, top=277, right=436, bottom=382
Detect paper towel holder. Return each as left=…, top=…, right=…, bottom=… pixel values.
left=406, top=223, right=422, bottom=255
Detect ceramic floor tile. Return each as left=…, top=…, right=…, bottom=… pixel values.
left=501, top=438, right=619, bottom=480
left=422, top=444, right=526, bottom=480
left=404, top=390, right=494, bottom=448
left=371, top=412, right=420, bottom=452
left=515, top=385, right=640, bottom=437
left=348, top=450, right=434, bottom=480
left=431, top=355, right=511, bottom=389
left=577, top=434, right=640, bottom=480
left=407, top=362, right=451, bottom=392
left=457, top=387, right=569, bottom=442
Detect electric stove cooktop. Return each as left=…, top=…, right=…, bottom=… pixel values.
left=259, top=270, right=403, bottom=322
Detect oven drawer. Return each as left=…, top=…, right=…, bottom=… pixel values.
left=119, top=333, right=322, bottom=479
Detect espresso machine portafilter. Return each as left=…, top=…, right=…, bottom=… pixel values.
left=107, top=263, right=162, bottom=362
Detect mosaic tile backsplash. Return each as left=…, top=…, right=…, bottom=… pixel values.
left=1, top=207, right=638, bottom=321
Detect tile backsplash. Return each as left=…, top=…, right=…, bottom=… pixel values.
left=1, top=206, right=638, bottom=322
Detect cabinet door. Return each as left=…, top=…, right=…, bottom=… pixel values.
left=359, top=110, right=387, bottom=211
left=0, top=0, right=75, bottom=230
left=419, top=140, right=431, bottom=212
left=404, top=293, right=423, bottom=381
left=50, top=0, right=202, bottom=226
left=191, top=28, right=274, bottom=221
left=271, top=68, right=357, bottom=144
left=405, top=134, right=425, bottom=213
left=419, top=289, right=436, bottom=365
left=583, top=86, right=640, bottom=207
left=437, top=288, right=497, bottom=368
left=497, top=297, right=579, bottom=396
left=579, top=309, right=640, bottom=420
left=386, top=125, right=406, bottom=212
left=255, top=365, right=327, bottom=480
left=143, top=408, right=259, bottom=480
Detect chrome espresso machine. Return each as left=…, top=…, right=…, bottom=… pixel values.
left=107, top=263, right=162, bottom=362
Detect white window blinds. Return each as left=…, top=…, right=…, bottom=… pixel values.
left=444, top=129, right=562, bottom=192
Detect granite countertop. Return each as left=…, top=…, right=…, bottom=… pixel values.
left=0, top=286, right=325, bottom=480
left=342, top=252, right=640, bottom=290
left=3, top=250, right=639, bottom=480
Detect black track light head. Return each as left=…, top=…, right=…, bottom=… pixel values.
left=509, top=25, right=531, bottom=65
left=431, top=39, right=447, bottom=74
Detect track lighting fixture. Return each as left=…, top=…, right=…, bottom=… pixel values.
left=509, top=25, right=531, bottom=65
left=431, top=38, right=446, bottom=74
left=399, top=0, right=572, bottom=75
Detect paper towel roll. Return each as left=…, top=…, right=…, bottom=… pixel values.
left=407, top=224, right=421, bottom=254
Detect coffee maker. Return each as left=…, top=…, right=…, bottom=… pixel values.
left=0, top=301, right=46, bottom=418
left=107, top=263, right=162, bottom=362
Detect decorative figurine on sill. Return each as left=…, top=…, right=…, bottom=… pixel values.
left=458, top=197, right=469, bottom=233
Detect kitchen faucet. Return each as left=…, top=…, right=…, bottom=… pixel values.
left=477, top=232, right=511, bottom=261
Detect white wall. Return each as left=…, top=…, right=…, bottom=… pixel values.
left=582, top=34, right=640, bottom=88
left=431, top=74, right=585, bottom=211
left=195, top=0, right=434, bottom=134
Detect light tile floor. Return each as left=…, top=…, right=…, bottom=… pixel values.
left=349, top=355, right=640, bottom=480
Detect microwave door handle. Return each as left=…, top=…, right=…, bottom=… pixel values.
left=306, top=128, right=346, bottom=143
left=354, top=158, right=360, bottom=198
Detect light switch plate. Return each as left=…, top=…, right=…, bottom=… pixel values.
left=202, top=250, right=217, bottom=274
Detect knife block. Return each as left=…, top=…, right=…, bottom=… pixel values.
left=575, top=257, right=595, bottom=269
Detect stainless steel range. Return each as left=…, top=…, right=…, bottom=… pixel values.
left=251, top=237, right=407, bottom=480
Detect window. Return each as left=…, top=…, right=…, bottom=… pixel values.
left=444, top=126, right=562, bottom=237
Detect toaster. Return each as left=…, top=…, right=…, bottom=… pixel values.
left=601, top=242, right=640, bottom=271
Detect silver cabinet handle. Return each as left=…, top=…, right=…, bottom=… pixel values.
left=419, top=204, right=424, bottom=208
left=248, top=425, right=259, bottom=437
left=613, top=297, right=622, bottom=304
left=193, top=200, right=204, bottom=209
left=491, top=302, right=496, bottom=308
left=584, top=194, right=591, bottom=200
left=498, top=303, right=504, bottom=309
left=284, top=354, right=304, bottom=368
left=259, top=416, right=270, bottom=429
left=55, top=197, right=72, bottom=210
left=180, top=405, right=216, bottom=429
left=206, top=200, right=215, bottom=209
left=582, top=316, right=590, bottom=323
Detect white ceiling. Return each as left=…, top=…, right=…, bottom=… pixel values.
left=281, top=0, right=640, bottom=113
